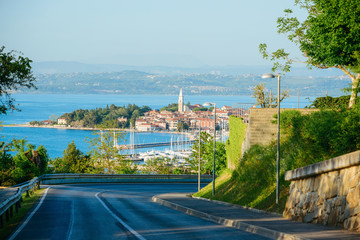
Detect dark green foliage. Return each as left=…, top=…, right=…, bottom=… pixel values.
left=280, top=107, right=360, bottom=168
left=0, top=139, right=48, bottom=186
left=225, top=116, right=247, bottom=169
left=177, top=122, right=189, bottom=132
left=0, top=46, right=37, bottom=114
left=51, top=141, right=91, bottom=173
left=192, top=107, right=209, bottom=111
left=61, top=104, right=151, bottom=128
left=300, top=0, right=360, bottom=70
left=160, top=103, right=178, bottom=112
left=307, top=95, right=351, bottom=109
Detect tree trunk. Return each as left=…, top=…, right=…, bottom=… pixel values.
left=348, top=76, right=360, bottom=109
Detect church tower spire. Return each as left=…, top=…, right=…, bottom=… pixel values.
left=178, top=88, right=184, bottom=112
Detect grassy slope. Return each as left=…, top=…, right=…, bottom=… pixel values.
left=194, top=169, right=289, bottom=214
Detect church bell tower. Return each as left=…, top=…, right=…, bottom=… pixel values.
left=178, top=88, right=184, bottom=112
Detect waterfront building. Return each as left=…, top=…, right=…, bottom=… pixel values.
left=117, top=116, right=127, bottom=123
left=57, top=118, right=67, bottom=125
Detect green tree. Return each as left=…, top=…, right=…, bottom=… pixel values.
left=187, top=132, right=226, bottom=175
left=260, top=0, right=360, bottom=108
left=9, top=139, right=48, bottom=184
left=141, top=157, right=185, bottom=174
left=160, top=103, right=178, bottom=112
left=52, top=141, right=90, bottom=173
left=177, top=122, right=189, bottom=132
left=252, top=83, right=290, bottom=108
left=0, top=142, right=16, bottom=186
left=0, top=46, right=37, bottom=114
left=86, top=129, right=136, bottom=174
left=130, top=109, right=140, bottom=127
left=193, top=107, right=209, bottom=111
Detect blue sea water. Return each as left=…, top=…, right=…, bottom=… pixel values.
left=0, top=127, right=187, bottom=158
left=0, top=93, right=313, bottom=158
left=1, top=94, right=312, bottom=125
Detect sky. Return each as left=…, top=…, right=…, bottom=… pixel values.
left=0, top=0, right=307, bottom=67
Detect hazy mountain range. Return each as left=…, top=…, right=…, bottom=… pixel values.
left=32, top=61, right=343, bottom=77
left=23, top=61, right=350, bottom=97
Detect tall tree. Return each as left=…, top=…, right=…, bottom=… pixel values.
left=259, top=0, right=360, bottom=108
left=9, top=139, right=48, bottom=184
left=0, top=46, right=36, bottom=114
left=52, top=141, right=90, bottom=173
left=86, top=128, right=136, bottom=174
left=187, top=132, right=226, bottom=175
left=252, top=83, right=290, bottom=108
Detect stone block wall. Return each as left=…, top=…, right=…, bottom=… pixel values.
left=284, top=150, right=360, bottom=232
left=244, top=108, right=318, bottom=152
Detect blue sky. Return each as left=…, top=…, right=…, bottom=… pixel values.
left=0, top=0, right=307, bottom=67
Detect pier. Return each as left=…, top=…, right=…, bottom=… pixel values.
left=119, top=140, right=195, bottom=150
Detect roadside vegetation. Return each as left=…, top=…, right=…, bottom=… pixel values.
left=0, top=140, right=49, bottom=186
left=195, top=97, right=360, bottom=213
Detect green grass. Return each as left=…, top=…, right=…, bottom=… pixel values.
left=0, top=188, right=46, bottom=240
left=194, top=169, right=289, bottom=214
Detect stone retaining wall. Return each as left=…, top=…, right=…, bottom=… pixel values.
left=243, top=108, right=318, bottom=152
left=284, top=150, right=360, bottom=232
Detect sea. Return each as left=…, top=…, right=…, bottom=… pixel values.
left=0, top=94, right=313, bottom=159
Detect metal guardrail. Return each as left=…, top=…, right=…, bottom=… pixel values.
left=0, top=174, right=213, bottom=227
left=0, top=176, right=41, bottom=227
left=40, top=173, right=213, bottom=184
left=232, top=103, right=253, bottom=124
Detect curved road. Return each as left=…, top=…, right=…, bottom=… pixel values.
left=9, top=184, right=270, bottom=240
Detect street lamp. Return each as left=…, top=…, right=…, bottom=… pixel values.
left=198, top=119, right=201, bottom=192
left=261, top=73, right=281, bottom=204
left=203, top=102, right=216, bottom=196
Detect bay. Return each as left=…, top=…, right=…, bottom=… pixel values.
left=0, top=93, right=313, bottom=159
left=0, top=127, right=187, bottom=159
left=1, top=94, right=312, bottom=124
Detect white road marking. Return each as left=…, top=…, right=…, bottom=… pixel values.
left=66, top=200, right=75, bottom=240
left=95, top=191, right=147, bottom=240
left=8, top=187, right=50, bottom=240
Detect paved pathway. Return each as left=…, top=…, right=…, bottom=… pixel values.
left=153, top=193, right=360, bottom=240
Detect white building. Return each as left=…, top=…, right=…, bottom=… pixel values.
left=57, top=118, right=67, bottom=125
left=178, top=88, right=184, bottom=113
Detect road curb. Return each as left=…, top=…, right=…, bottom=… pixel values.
left=192, top=196, right=283, bottom=217
left=152, top=195, right=309, bottom=240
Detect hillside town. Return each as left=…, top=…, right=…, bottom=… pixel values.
left=134, top=89, right=235, bottom=132
left=52, top=89, right=240, bottom=133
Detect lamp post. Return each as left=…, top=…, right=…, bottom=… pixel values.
left=203, top=102, right=216, bottom=196
left=261, top=73, right=281, bottom=204
left=198, top=120, right=201, bottom=192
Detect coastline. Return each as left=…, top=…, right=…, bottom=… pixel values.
left=2, top=124, right=192, bottom=136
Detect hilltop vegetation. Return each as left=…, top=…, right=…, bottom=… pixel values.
left=59, top=104, right=151, bottom=128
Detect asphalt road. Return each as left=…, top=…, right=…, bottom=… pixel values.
left=9, top=184, right=271, bottom=240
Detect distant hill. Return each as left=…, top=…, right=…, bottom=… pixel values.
left=20, top=69, right=350, bottom=97
left=32, top=61, right=343, bottom=77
